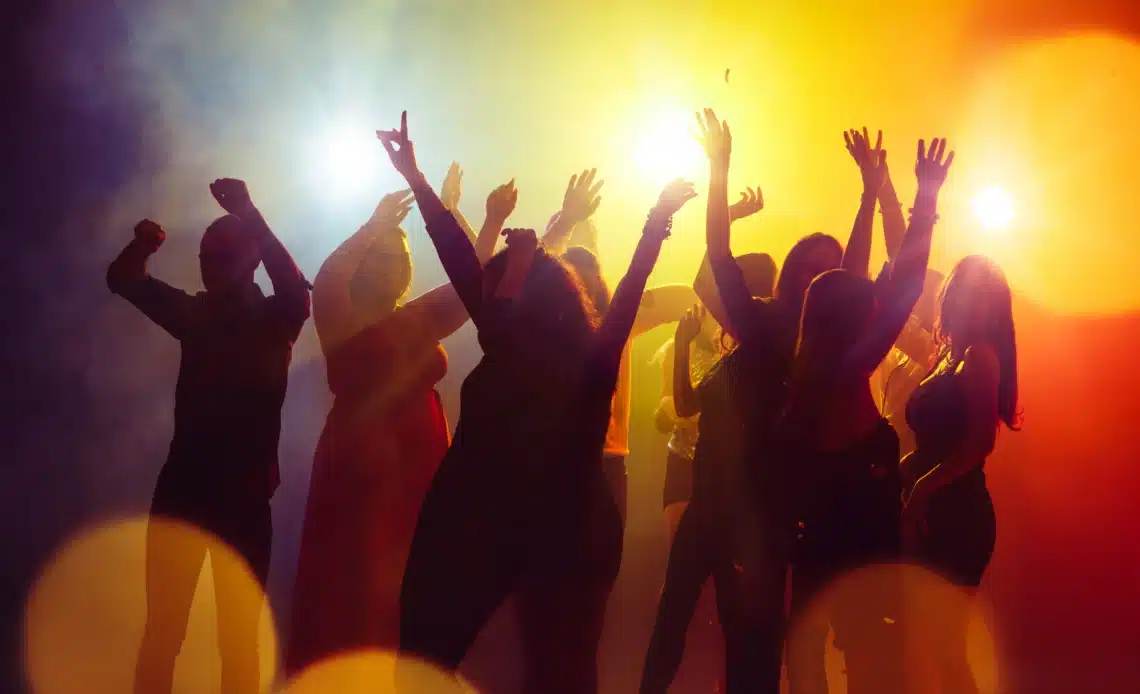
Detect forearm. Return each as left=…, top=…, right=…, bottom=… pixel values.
left=879, top=177, right=907, bottom=260
left=243, top=209, right=310, bottom=297
left=890, top=190, right=939, bottom=306
left=540, top=215, right=574, bottom=255
left=705, top=169, right=754, bottom=339
left=912, top=441, right=991, bottom=498
left=407, top=172, right=484, bottom=308
left=601, top=219, right=670, bottom=350
left=474, top=215, right=505, bottom=265
left=673, top=342, right=699, bottom=417
left=841, top=192, right=876, bottom=278
left=107, top=240, right=154, bottom=293
left=450, top=206, right=478, bottom=246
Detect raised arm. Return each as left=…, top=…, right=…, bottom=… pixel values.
left=401, top=178, right=519, bottom=341
left=632, top=284, right=698, bottom=336
left=597, top=180, right=697, bottom=366
left=377, top=112, right=485, bottom=322
left=106, top=220, right=197, bottom=339
left=697, top=109, right=756, bottom=343
left=840, top=128, right=888, bottom=278
left=541, top=169, right=603, bottom=255
left=654, top=340, right=679, bottom=433
left=440, top=162, right=478, bottom=246
left=692, top=186, right=764, bottom=332
left=209, top=178, right=311, bottom=333
left=313, top=190, right=413, bottom=350
left=879, top=160, right=908, bottom=261
left=847, top=138, right=954, bottom=374
left=672, top=306, right=705, bottom=418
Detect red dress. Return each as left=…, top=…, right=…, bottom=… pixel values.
left=287, top=233, right=458, bottom=674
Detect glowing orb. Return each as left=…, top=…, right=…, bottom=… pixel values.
left=632, top=114, right=705, bottom=185
left=282, top=649, right=478, bottom=694
left=311, top=123, right=385, bottom=201
left=24, top=517, right=277, bottom=694
left=972, top=186, right=1015, bottom=231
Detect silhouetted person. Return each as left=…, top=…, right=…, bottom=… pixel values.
left=690, top=109, right=845, bottom=694
left=286, top=178, right=514, bottom=674
left=902, top=254, right=1020, bottom=694
left=376, top=112, right=696, bottom=694
left=780, top=131, right=953, bottom=694
left=107, top=179, right=311, bottom=694
left=639, top=250, right=776, bottom=694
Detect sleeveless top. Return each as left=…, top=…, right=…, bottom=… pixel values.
left=666, top=338, right=722, bottom=461
left=905, top=360, right=986, bottom=488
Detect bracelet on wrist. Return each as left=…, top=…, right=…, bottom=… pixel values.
left=645, top=212, right=673, bottom=237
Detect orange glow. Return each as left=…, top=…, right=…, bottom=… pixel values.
left=953, top=33, right=1140, bottom=316
left=24, top=518, right=277, bottom=694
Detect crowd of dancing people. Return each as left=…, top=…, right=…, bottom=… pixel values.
left=107, top=107, right=1019, bottom=694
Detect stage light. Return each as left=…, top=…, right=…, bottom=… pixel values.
left=971, top=186, right=1015, bottom=231
left=311, top=122, right=384, bottom=201
left=632, top=113, right=704, bottom=185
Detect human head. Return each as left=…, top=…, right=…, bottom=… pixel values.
left=562, top=246, right=610, bottom=316
left=794, top=268, right=878, bottom=384
left=482, top=245, right=599, bottom=359
left=350, top=228, right=413, bottom=316
left=776, top=233, right=844, bottom=309
left=936, top=255, right=1020, bottom=428
left=200, top=215, right=260, bottom=295
left=737, top=252, right=778, bottom=299
left=913, top=268, right=945, bottom=332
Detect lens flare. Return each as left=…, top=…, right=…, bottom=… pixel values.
left=311, top=123, right=385, bottom=201
left=24, top=517, right=277, bottom=694
left=282, top=649, right=478, bottom=694
left=632, top=113, right=705, bottom=186
left=971, top=186, right=1015, bottom=231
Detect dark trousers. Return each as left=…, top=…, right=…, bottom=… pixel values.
left=399, top=457, right=623, bottom=694
left=640, top=505, right=786, bottom=694
left=135, top=465, right=272, bottom=694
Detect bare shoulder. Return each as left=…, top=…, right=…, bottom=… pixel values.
left=957, top=343, right=1000, bottom=383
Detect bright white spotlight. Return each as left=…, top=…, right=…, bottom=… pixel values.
left=633, top=114, right=705, bottom=185
left=971, top=186, right=1015, bottom=231
left=311, top=123, right=383, bottom=200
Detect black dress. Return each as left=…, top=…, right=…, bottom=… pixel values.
left=905, top=364, right=997, bottom=588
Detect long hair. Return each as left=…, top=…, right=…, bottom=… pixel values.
left=483, top=245, right=600, bottom=344
left=935, top=255, right=1020, bottom=430
left=793, top=269, right=878, bottom=386
left=775, top=233, right=844, bottom=306
left=562, top=246, right=611, bottom=316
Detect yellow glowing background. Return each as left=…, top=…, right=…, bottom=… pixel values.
left=95, top=2, right=1140, bottom=320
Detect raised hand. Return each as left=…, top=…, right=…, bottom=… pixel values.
left=502, top=227, right=538, bottom=257
left=486, top=179, right=518, bottom=224
left=133, top=219, right=166, bottom=250
left=367, top=189, right=414, bottom=228
left=652, top=179, right=699, bottom=219
left=210, top=178, right=256, bottom=217
left=441, top=162, right=463, bottom=210
left=676, top=304, right=706, bottom=344
left=844, top=127, right=888, bottom=196
left=376, top=111, right=420, bottom=180
left=695, top=108, right=731, bottom=169
left=915, top=138, right=955, bottom=195
left=729, top=186, right=764, bottom=221
left=560, top=168, right=603, bottom=226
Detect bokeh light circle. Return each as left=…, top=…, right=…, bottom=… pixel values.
left=954, top=33, right=1140, bottom=316
left=280, top=649, right=478, bottom=694
left=784, top=563, right=998, bottom=694
left=24, top=516, right=278, bottom=694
